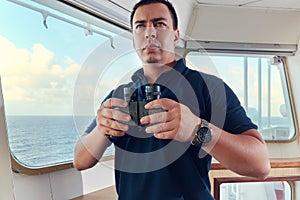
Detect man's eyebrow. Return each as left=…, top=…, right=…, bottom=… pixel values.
left=134, top=20, right=147, bottom=25
left=151, top=17, right=167, bottom=22
left=134, top=17, right=168, bottom=24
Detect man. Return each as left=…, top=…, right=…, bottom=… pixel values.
left=73, top=0, right=270, bottom=199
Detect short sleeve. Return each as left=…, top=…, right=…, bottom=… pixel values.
left=222, top=83, right=258, bottom=134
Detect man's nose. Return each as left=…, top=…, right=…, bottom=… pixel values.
left=145, top=26, right=157, bottom=39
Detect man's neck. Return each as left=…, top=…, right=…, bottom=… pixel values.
left=143, top=60, right=177, bottom=85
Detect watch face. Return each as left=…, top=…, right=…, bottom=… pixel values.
left=199, top=127, right=209, bottom=134
left=191, top=119, right=212, bottom=147
left=197, top=127, right=212, bottom=146
left=203, top=128, right=212, bottom=144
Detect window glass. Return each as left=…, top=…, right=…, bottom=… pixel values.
left=0, top=0, right=134, bottom=167
left=220, top=181, right=291, bottom=200
left=186, top=52, right=295, bottom=140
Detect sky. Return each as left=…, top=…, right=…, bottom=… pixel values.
left=0, top=0, right=288, bottom=117
left=0, top=0, right=139, bottom=116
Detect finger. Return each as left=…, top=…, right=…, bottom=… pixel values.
left=98, top=117, right=129, bottom=132
left=99, top=125, right=126, bottom=137
left=102, top=98, right=128, bottom=108
left=144, top=98, right=177, bottom=110
left=99, top=107, right=131, bottom=122
left=140, top=111, right=170, bottom=125
left=153, top=129, right=178, bottom=140
left=145, top=120, right=177, bottom=134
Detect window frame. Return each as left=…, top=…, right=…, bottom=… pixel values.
left=2, top=0, right=130, bottom=174
left=213, top=176, right=299, bottom=200
left=183, top=50, right=299, bottom=143
left=280, top=57, right=300, bottom=143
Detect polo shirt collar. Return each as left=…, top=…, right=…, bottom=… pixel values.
left=131, top=59, right=186, bottom=84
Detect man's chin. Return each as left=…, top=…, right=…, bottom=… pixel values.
left=145, top=59, right=159, bottom=64
left=144, top=56, right=160, bottom=64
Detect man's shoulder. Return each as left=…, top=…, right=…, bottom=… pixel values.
left=184, top=67, right=224, bottom=88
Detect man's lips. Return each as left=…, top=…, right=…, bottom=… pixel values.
left=143, top=43, right=160, bottom=52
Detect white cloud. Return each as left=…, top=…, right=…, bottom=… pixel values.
left=0, top=36, right=81, bottom=114
left=3, top=87, right=36, bottom=102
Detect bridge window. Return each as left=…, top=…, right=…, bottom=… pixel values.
left=219, top=181, right=292, bottom=200
left=0, top=0, right=135, bottom=168
left=213, top=176, right=300, bottom=200
left=186, top=53, right=295, bottom=141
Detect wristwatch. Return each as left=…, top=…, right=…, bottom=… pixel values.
left=191, top=119, right=212, bottom=148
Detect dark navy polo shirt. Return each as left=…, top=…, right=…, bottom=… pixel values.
left=86, top=59, right=257, bottom=200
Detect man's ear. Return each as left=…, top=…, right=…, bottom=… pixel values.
left=174, top=29, right=180, bottom=45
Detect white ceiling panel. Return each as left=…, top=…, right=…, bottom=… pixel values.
left=109, top=0, right=300, bottom=11
left=107, top=0, right=137, bottom=11
left=248, top=0, right=300, bottom=10
left=196, top=0, right=300, bottom=10
left=196, top=0, right=259, bottom=6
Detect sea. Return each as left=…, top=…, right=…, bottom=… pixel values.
left=6, top=115, right=114, bottom=167
left=6, top=115, right=292, bottom=168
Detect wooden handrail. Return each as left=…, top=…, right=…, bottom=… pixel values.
left=211, top=160, right=300, bottom=170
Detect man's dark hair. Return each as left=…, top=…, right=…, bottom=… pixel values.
left=130, top=0, right=178, bottom=30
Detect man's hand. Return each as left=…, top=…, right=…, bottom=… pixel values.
left=97, top=98, right=130, bottom=137
left=140, top=98, right=200, bottom=142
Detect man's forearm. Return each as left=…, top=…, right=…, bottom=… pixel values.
left=73, top=127, right=111, bottom=170
left=203, top=126, right=270, bottom=179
